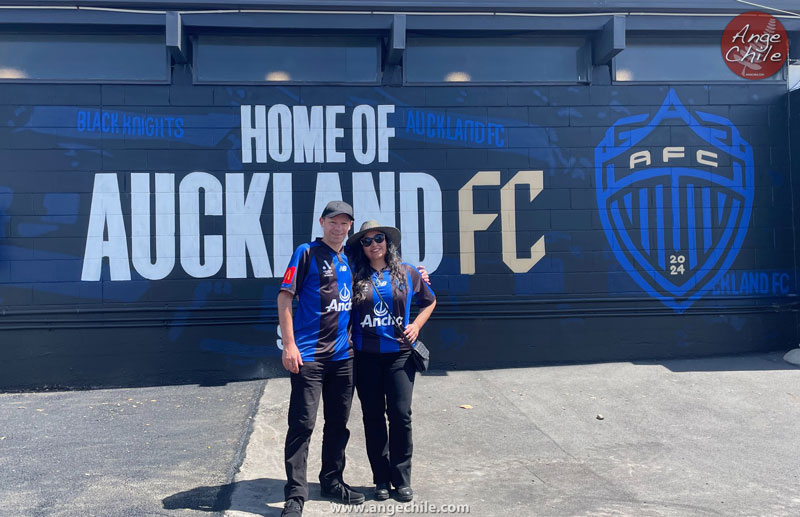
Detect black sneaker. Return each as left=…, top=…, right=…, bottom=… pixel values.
left=375, top=482, right=390, bottom=501
left=320, top=481, right=366, bottom=505
left=395, top=486, right=413, bottom=502
left=281, top=497, right=303, bottom=517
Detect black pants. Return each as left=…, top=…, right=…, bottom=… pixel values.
left=284, top=357, right=354, bottom=501
left=355, top=350, right=416, bottom=488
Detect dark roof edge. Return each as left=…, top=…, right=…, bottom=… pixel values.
left=1, top=0, right=799, bottom=15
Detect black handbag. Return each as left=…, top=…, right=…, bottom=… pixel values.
left=410, top=339, right=430, bottom=372
left=371, top=278, right=430, bottom=372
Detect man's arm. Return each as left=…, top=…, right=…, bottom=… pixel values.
left=417, top=266, right=431, bottom=285
left=278, top=290, right=303, bottom=374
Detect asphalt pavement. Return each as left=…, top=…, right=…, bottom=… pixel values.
left=0, top=380, right=264, bottom=517
left=1, top=352, right=799, bottom=517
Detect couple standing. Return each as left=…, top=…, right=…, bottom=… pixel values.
left=277, top=200, right=437, bottom=517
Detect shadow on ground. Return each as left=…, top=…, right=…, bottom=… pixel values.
left=637, top=351, right=800, bottom=372
left=162, top=482, right=236, bottom=512
left=163, top=478, right=373, bottom=516
left=7, top=350, right=798, bottom=393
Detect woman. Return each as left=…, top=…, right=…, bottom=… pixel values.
left=346, top=220, right=436, bottom=503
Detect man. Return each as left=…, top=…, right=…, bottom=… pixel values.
left=277, top=200, right=365, bottom=517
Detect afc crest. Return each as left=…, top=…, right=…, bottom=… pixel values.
left=595, top=89, right=754, bottom=312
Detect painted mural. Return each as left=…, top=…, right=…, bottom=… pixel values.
left=596, top=90, right=756, bottom=312
left=0, top=80, right=795, bottom=388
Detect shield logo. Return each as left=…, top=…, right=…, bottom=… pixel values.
left=595, top=89, right=754, bottom=312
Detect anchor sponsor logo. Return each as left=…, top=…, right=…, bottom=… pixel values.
left=325, top=284, right=352, bottom=312
left=361, top=300, right=403, bottom=328
left=595, top=89, right=754, bottom=312
left=374, top=300, right=389, bottom=317
left=339, top=284, right=351, bottom=303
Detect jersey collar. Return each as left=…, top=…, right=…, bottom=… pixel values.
left=315, top=237, right=344, bottom=255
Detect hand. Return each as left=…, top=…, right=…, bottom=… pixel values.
left=417, top=266, right=431, bottom=285
left=282, top=342, right=303, bottom=374
left=403, top=322, right=420, bottom=344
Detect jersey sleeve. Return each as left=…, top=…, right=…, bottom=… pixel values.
left=280, top=244, right=310, bottom=296
left=404, top=263, right=436, bottom=308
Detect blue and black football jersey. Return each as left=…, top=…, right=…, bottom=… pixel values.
left=280, top=238, right=353, bottom=362
left=352, top=263, right=435, bottom=354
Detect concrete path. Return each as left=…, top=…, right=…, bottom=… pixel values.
left=1, top=353, right=798, bottom=516
left=226, top=353, right=800, bottom=517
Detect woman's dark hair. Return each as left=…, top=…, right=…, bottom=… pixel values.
left=352, top=235, right=407, bottom=303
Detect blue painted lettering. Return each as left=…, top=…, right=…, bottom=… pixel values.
left=76, top=109, right=181, bottom=139
left=739, top=273, right=750, bottom=294
left=487, top=123, right=505, bottom=147
left=405, top=110, right=416, bottom=134
left=718, top=273, right=730, bottom=294
left=778, top=273, right=790, bottom=294
left=474, top=122, right=485, bottom=143
left=401, top=109, right=504, bottom=148
left=757, top=272, right=768, bottom=294
left=131, top=116, right=141, bottom=136
left=446, top=116, right=455, bottom=140
left=454, top=119, right=464, bottom=141
left=713, top=271, right=793, bottom=296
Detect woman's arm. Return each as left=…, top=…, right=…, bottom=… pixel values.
left=403, top=299, right=436, bottom=344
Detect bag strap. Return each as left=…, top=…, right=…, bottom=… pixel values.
left=370, top=272, right=414, bottom=347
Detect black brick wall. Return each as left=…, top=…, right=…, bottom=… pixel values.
left=0, top=71, right=796, bottom=388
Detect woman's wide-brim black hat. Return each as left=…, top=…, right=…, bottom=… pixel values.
left=346, top=220, right=401, bottom=249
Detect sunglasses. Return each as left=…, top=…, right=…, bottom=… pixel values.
left=360, top=233, right=386, bottom=247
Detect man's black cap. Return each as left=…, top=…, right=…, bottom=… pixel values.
left=321, top=200, right=354, bottom=220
